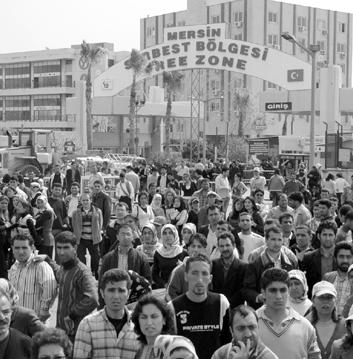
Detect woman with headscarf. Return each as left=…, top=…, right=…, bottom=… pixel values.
left=35, top=195, right=55, bottom=257
left=152, top=224, right=187, bottom=289
left=151, top=194, right=166, bottom=217
left=0, top=278, right=44, bottom=337
left=168, top=196, right=188, bottom=235
left=136, top=223, right=162, bottom=266
left=153, top=334, right=199, bottom=359
left=180, top=223, right=196, bottom=248
left=288, top=269, right=313, bottom=317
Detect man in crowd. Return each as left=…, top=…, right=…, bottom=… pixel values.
left=72, top=193, right=103, bottom=279
left=125, top=165, right=140, bottom=196
left=256, top=268, right=320, bottom=359
left=87, top=163, right=104, bottom=191
left=167, top=233, right=207, bottom=300
left=192, top=178, right=211, bottom=208
left=74, top=269, right=138, bottom=359
left=300, top=221, right=338, bottom=296
left=323, top=241, right=353, bottom=315
left=215, top=166, right=231, bottom=214
left=197, top=191, right=221, bottom=228
left=55, top=231, right=98, bottom=342
left=0, top=291, right=32, bottom=358
left=211, top=232, right=247, bottom=308
left=279, top=212, right=296, bottom=247
left=237, top=212, right=265, bottom=263
left=100, top=224, right=151, bottom=283
left=288, top=192, right=312, bottom=227
left=242, top=226, right=297, bottom=309
left=92, top=180, right=112, bottom=231
left=49, top=183, right=69, bottom=238
left=64, top=181, right=81, bottom=226
left=49, top=164, right=67, bottom=194
left=199, top=205, right=222, bottom=258
left=336, top=208, right=353, bottom=243
left=318, top=198, right=335, bottom=223
left=283, top=172, right=304, bottom=196
left=115, top=169, right=135, bottom=211
left=290, top=225, right=314, bottom=261
left=211, top=305, right=278, bottom=359
left=266, top=193, right=294, bottom=221
left=8, top=234, right=56, bottom=322
left=170, top=254, right=231, bottom=359
left=156, top=165, right=168, bottom=194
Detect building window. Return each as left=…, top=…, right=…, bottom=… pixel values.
left=177, top=20, right=186, bottom=26
left=33, top=61, right=61, bottom=74
left=210, top=101, right=220, bottom=112
left=4, top=63, right=31, bottom=89
left=317, top=19, right=327, bottom=30
left=211, top=15, right=220, bottom=23
left=317, top=40, right=325, bottom=51
left=5, top=96, right=30, bottom=121
left=234, top=78, right=243, bottom=88
left=234, top=12, right=243, bottom=22
left=297, top=16, right=307, bottom=31
left=337, top=43, right=346, bottom=53
left=338, top=22, right=346, bottom=33
left=340, top=64, right=346, bottom=73
left=234, top=33, right=242, bottom=40
left=210, top=80, right=220, bottom=94
left=33, top=95, right=61, bottom=121
left=268, top=12, right=278, bottom=23
left=268, top=82, right=277, bottom=89
left=268, top=34, right=279, bottom=47
left=147, top=27, right=155, bottom=36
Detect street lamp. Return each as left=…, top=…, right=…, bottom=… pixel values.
left=281, top=32, right=320, bottom=168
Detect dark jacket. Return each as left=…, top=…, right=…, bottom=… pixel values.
left=299, top=248, right=337, bottom=297
left=242, top=250, right=298, bottom=308
left=211, top=257, right=247, bottom=308
left=92, top=191, right=112, bottom=230
left=11, top=305, right=44, bottom=337
left=3, top=328, right=32, bottom=359
left=100, top=247, right=151, bottom=283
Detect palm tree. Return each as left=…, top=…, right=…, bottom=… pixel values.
left=124, top=49, right=150, bottom=154
left=79, top=41, right=105, bottom=151
left=163, top=71, right=183, bottom=156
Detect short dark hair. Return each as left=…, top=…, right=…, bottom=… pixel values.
left=207, top=205, right=220, bottom=215
left=340, top=205, right=353, bottom=217
left=278, top=212, right=294, bottom=224
left=52, top=183, right=62, bottom=189
left=11, top=233, right=34, bottom=246
left=217, top=231, right=235, bottom=245
left=317, top=221, right=337, bottom=235
left=295, top=224, right=311, bottom=236
left=138, top=191, right=149, bottom=203
left=288, top=192, right=304, bottom=203
left=9, top=175, right=18, bottom=182
left=32, top=328, right=72, bottom=359
left=188, top=233, right=207, bottom=248
left=254, top=189, right=264, bottom=196
left=334, top=241, right=353, bottom=258
left=99, top=269, right=132, bottom=291
left=318, top=199, right=332, bottom=209
left=239, top=211, right=251, bottom=218
left=55, top=231, right=77, bottom=247
left=93, top=180, right=103, bottom=186
left=261, top=268, right=290, bottom=290
left=229, top=305, right=258, bottom=328
left=344, top=210, right=353, bottom=222
left=265, top=225, right=282, bottom=240
left=222, top=166, right=229, bottom=172
left=185, top=253, right=211, bottom=273
left=132, top=294, right=176, bottom=344
left=118, top=223, right=133, bottom=233
left=70, top=181, right=80, bottom=188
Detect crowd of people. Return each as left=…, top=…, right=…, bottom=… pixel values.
left=1, top=158, right=353, bottom=359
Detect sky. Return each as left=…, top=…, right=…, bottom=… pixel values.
left=1, top=0, right=353, bottom=54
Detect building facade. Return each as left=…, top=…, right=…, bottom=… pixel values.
left=140, top=0, right=353, bottom=139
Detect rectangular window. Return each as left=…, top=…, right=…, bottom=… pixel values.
left=298, top=16, right=307, bottom=27
left=211, top=15, right=220, bottom=23
left=337, top=43, right=345, bottom=53
left=33, top=61, right=61, bottom=74
left=210, top=101, right=220, bottom=112
left=147, top=27, right=155, bottom=36
left=268, top=82, right=276, bottom=88
left=234, top=33, right=242, bottom=40
left=4, top=63, right=30, bottom=89
left=177, top=20, right=186, bottom=26
left=317, top=40, right=325, bottom=50
left=234, top=12, right=243, bottom=22
left=65, top=75, right=72, bottom=87
left=317, top=19, right=327, bottom=30
left=268, top=34, right=279, bottom=46
left=268, top=12, right=278, bottom=23
left=340, top=64, right=346, bottom=73
left=338, top=22, right=346, bottom=33
left=234, top=78, right=243, bottom=88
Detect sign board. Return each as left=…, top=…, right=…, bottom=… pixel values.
left=249, top=139, right=269, bottom=154
left=265, top=102, right=292, bottom=111
left=94, top=24, right=311, bottom=97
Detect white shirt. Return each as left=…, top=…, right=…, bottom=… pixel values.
left=238, top=232, right=266, bottom=263
left=335, top=178, right=349, bottom=193
left=215, top=174, right=231, bottom=199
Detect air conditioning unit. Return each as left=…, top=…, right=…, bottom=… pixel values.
left=298, top=26, right=305, bottom=32
left=320, top=50, right=326, bottom=55
left=322, top=30, right=327, bottom=35
left=340, top=53, right=346, bottom=59
left=235, top=21, right=243, bottom=28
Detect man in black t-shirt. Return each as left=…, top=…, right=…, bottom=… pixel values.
left=170, top=254, right=231, bottom=359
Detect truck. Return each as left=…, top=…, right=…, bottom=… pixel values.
left=0, top=129, right=54, bottom=177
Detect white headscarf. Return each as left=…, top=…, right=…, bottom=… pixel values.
left=156, top=224, right=183, bottom=258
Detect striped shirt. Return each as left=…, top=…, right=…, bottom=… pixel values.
left=74, top=307, right=139, bottom=359
left=81, top=209, right=93, bottom=241
left=9, top=253, right=57, bottom=317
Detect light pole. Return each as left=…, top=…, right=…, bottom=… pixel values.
left=134, top=98, right=145, bottom=155
left=281, top=32, right=320, bottom=168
